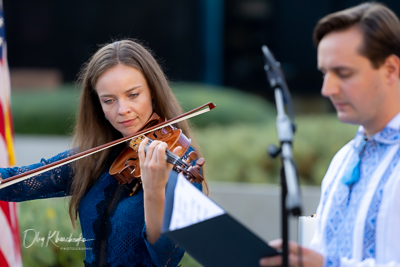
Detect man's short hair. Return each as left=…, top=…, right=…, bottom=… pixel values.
left=313, top=2, right=400, bottom=68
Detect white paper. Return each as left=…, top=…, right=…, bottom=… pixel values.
left=169, top=173, right=225, bottom=231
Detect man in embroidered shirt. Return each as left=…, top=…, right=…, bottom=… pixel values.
left=260, top=2, right=400, bottom=266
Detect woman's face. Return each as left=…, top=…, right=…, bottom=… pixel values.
left=95, top=64, right=153, bottom=137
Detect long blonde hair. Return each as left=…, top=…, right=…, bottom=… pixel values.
left=69, top=39, right=206, bottom=225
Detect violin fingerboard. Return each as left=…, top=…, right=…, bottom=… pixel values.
left=129, top=135, right=146, bottom=151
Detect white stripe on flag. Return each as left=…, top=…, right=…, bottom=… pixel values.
left=0, top=206, right=20, bottom=266
left=0, top=137, right=7, bottom=167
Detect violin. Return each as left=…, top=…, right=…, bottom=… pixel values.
left=109, top=113, right=205, bottom=195
left=0, top=102, right=216, bottom=190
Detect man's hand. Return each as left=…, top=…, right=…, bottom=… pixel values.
left=259, top=239, right=323, bottom=267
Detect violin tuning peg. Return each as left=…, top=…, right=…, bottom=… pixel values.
left=196, top=158, right=205, bottom=166
left=186, top=151, right=198, bottom=163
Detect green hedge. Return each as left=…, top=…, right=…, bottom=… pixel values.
left=11, top=83, right=275, bottom=135
left=10, top=83, right=359, bottom=186
left=10, top=83, right=359, bottom=185
left=11, top=85, right=80, bottom=135
left=195, top=115, right=357, bottom=187
left=171, top=83, right=276, bottom=127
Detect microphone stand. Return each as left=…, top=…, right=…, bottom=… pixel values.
left=261, top=45, right=302, bottom=267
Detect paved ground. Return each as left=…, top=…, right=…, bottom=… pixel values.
left=14, top=134, right=71, bottom=166
left=13, top=134, right=321, bottom=243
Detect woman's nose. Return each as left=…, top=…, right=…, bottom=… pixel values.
left=118, top=99, right=131, bottom=115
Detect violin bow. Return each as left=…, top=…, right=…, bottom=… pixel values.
left=0, top=102, right=216, bottom=189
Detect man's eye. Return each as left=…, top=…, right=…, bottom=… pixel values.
left=338, top=71, right=352, bottom=79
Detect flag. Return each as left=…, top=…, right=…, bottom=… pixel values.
left=0, top=1, right=22, bottom=266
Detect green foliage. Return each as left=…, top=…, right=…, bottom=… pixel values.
left=18, top=198, right=85, bottom=267
left=11, top=85, right=80, bottom=135
left=194, top=114, right=358, bottom=186
left=172, top=83, right=276, bottom=127
left=10, top=83, right=275, bottom=135
left=292, top=114, right=357, bottom=184
left=179, top=253, right=203, bottom=267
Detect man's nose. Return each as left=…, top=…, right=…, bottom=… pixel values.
left=321, top=73, right=339, bottom=97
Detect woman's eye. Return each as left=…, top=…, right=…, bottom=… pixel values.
left=129, top=93, right=139, bottom=98
left=104, top=99, right=114, bottom=104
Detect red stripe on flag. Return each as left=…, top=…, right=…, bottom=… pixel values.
left=0, top=249, right=8, bottom=267
left=0, top=202, right=22, bottom=266
left=10, top=203, right=21, bottom=264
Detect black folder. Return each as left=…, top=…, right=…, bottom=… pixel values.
left=162, top=172, right=280, bottom=267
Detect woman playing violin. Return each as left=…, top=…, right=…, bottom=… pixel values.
left=0, top=39, right=207, bottom=266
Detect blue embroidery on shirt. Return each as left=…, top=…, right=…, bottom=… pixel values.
left=324, top=123, right=400, bottom=264
left=362, top=147, right=400, bottom=259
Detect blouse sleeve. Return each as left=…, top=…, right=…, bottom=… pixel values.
left=0, top=150, right=74, bottom=202
left=142, top=146, right=204, bottom=266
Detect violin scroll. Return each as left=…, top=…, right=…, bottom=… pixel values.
left=178, top=153, right=205, bottom=184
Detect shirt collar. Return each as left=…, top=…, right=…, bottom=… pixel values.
left=355, top=112, right=400, bottom=145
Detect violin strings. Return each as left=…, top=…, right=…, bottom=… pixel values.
left=165, top=150, right=188, bottom=168
left=145, top=139, right=189, bottom=168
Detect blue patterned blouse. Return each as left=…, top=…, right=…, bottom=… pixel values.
left=0, top=146, right=202, bottom=266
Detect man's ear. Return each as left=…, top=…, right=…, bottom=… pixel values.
left=382, top=54, right=400, bottom=84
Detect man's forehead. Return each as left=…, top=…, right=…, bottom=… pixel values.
left=317, top=27, right=364, bottom=68
left=319, top=27, right=362, bottom=52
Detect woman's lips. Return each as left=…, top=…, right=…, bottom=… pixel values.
left=120, top=118, right=136, bottom=126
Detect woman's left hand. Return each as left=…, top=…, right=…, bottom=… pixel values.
left=138, top=137, right=182, bottom=244
left=138, top=138, right=172, bottom=194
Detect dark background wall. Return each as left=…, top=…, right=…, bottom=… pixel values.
left=3, top=0, right=400, bottom=101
